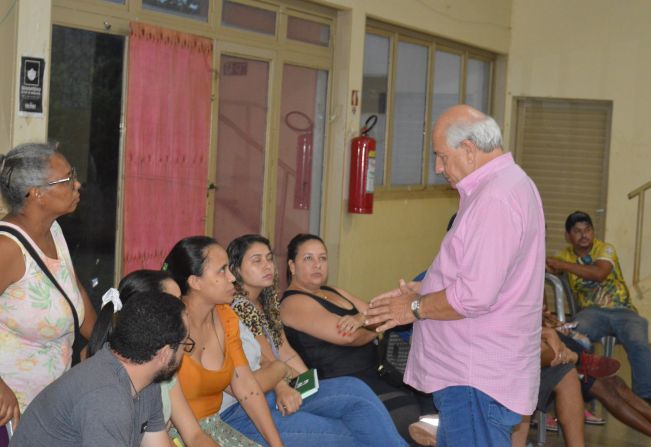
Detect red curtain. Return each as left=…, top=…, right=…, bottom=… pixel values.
left=123, top=23, right=212, bottom=274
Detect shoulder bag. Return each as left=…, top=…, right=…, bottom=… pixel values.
left=0, top=224, right=82, bottom=366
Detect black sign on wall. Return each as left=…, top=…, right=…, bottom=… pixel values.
left=19, top=56, right=45, bottom=117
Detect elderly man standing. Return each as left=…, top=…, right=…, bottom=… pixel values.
left=366, top=105, right=545, bottom=446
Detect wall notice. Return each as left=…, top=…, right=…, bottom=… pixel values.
left=19, top=56, right=45, bottom=117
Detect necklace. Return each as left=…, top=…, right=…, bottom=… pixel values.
left=126, top=372, right=139, bottom=400
left=293, top=284, right=328, bottom=301
left=186, top=307, right=225, bottom=355
left=292, top=285, right=355, bottom=312
left=210, top=309, right=225, bottom=354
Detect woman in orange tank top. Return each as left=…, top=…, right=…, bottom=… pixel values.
left=164, top=236, right=283, bottom=447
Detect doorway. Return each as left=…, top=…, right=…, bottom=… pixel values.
left=212, top=41, right=331, bottom=284
left=49, top=25, right=124, bottom=309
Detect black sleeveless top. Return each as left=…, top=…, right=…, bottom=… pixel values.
left=281, top=286, right=378, bottom=379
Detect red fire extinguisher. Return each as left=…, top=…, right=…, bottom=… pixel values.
left=349, top=115, right=377, bottom=214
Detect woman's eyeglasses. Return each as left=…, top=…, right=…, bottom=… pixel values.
left=179, top=335, right=196, bottom=353
left=45, top=167, right=77, bottom=188
left=23, top=167, right=78, bottom=198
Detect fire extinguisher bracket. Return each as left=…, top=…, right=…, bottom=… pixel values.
left=286, top=111, right=315, bottom=210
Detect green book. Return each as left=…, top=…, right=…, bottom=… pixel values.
left=293, top=368, right=319, bottom=399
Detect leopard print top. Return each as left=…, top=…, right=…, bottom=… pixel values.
left=231, top=292, right=283, bottom=351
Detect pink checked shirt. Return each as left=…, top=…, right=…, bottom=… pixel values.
left=404, top=153, right=545, bottom=415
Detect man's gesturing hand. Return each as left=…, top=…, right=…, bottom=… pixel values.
left=365, top=280, right=422, bottom=332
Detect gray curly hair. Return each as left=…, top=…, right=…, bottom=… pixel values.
left=0, top=143, right=57, bottom=212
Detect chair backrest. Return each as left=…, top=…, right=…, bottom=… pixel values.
left=377, top=330, right=411, bottom=387
left=559, top=273, right=579, bottom=318
left=545, top=272, right=571, bottom=323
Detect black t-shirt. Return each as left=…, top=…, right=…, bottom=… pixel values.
left=281, top=286, right=377, bottom=379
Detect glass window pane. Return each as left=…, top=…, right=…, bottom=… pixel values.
left=275, top=65, right=328, bottom=287
left=465, top=58, right=491, bottom=112
left=429, top=50, right=461, bottom=185
left=390, top=41, right=428, bottom=186
left=361, top=33, right=389, bottom=186
left=287, top=16, right=330, bottom=46
left=222, top=1, right=276, bottom=35
left=142, top=0, right=209, bottom=21
left=49, top=26, right=124, bottom=310
left=213, top=56, right=269, bottom=246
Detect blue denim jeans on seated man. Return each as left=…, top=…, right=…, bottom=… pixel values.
left=433, top=386, right=522, bottom=447
left=574, top=307, right=651, bottom=398
left=220, top=376, right=408, bottom=447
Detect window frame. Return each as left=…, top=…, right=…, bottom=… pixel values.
left=51, top=0, right=336, bottom=279
left=53, top=0, right=333, bottom=62
left=384, top=34, right=431, bottom=191
left=365, top=21, right=497, bottom=198
left=427, top=45, right=463, bottom=187
left=284, top=8, right=333, bottom=50
left=464, top=52, right=495, bottom=116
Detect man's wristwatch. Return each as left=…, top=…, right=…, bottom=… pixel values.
left=410, top=296, right=423, bottom=320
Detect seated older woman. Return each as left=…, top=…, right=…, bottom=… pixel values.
left=279, top=233, right=421, bottom=443
left=0, top=143, right=96, bottom=430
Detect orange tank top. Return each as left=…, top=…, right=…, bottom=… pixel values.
left=177, top=304, right=248, bottom=419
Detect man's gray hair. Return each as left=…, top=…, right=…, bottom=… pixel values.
left=0, top=143, right=57, bottom=212
left=446, top=115, right=503, bottom=153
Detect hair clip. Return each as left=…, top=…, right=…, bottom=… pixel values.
left=2, top=166, right=14, bottom=189
left=162, top=262, right=168, bottom=271
left=101, top=287, right=123, bottom=313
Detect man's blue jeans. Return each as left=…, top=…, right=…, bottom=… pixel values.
left=574, top=307, right=651, bottom=398
left=220, top=376, right=408, bottom=446
left=432, top=386, right=522, bottom=447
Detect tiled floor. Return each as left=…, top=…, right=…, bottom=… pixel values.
left=533, top=414, right=651, bottom=447
left=529, top=345, right=651, bottom=447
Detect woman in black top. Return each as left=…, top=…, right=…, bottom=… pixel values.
left=280, top=233, right=421, bottom=443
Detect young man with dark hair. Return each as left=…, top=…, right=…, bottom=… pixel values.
left=11, top=292, right=190, bottom=447
left=547, top=210, right=651, bottom=403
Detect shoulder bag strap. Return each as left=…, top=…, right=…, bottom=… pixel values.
left=0, top=224, right=81, bottom=365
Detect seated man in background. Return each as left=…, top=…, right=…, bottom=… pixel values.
left=515, top=318, right=651, bottom=443
left=546, top=210, right=651, bottom=403
left=512, top=326, right=586, bottom=447
left=10, top=292, right=188, bottom=447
